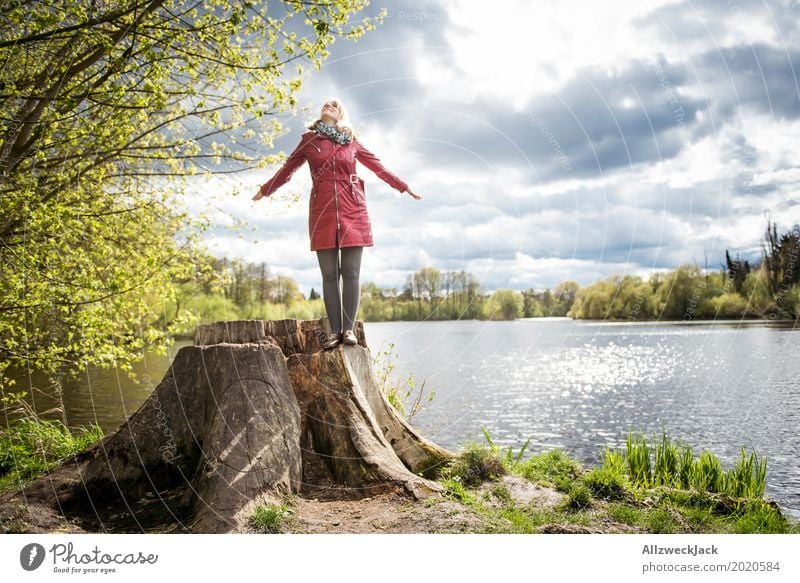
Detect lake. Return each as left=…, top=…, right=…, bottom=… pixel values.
left=6, top=317, right=799, bottom=519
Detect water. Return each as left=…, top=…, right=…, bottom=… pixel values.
left=5, top=318, right=799, bottom=519
left=363, top=318, right=800, bottom=519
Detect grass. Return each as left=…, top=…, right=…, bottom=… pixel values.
left=1, top=383, right=796, bottom=536
left=481, top=426, right=531, bottom=470
left=620, top=429, right=768, bottom=502
left=438, top=438, right=507, bottom=487
left=431, top=428, right=800, bottom=534
left=373, top=341, right=436, bottom=422
left=0, top=417, right=104, bottom=493
left=581, top=467, right=625, bottom=500
left=515, top=447, right=584, bottom=492
left=563, top=482, right=593, bottom=510
left=249, top=502, right=295, bottom=533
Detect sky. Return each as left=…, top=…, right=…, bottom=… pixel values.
left=189, top=0, right=800, bottom=298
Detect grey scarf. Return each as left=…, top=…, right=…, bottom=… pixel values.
left=313, top=119, right=352, bottom=145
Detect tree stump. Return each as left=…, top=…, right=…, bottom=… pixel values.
left=0, top=318, right=453, bottom=533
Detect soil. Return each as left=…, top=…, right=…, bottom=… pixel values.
left=0, top=475, right=637, bottom=534
left=272, top=488, right=485, bottom=534
left=241, top=474, right=641, bottom=534
left=1, top=465, right=640, bottom=535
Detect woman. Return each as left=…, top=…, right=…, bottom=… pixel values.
left=252, top=98, right=422, bottom=349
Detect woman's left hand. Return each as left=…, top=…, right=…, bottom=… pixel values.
left=405, top=188, right=422, bottom=200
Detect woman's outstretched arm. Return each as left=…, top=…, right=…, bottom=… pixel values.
left=354, top=138, right=410, bottom=194
left=253, top=136, right=308, bottom=200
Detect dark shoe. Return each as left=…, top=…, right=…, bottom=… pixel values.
left=341, top=329, right=357, bottom=345
left=323, top=332, right=340, bottom=350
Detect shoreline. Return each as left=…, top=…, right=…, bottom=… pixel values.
left=165, top=316, right=798, bottom=341
left=2, top=436, right=798, bottom=535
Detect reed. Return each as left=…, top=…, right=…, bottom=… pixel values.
left=625, top=429, right=652, bottom=488
left=677, top=442, right=694, bottom=489
left=653, top=429, right=679, bottom=487
left=481, top=426, right=531, bottom=471
left=603, top=446, right=627, bottom=475
left=607, top=429, right=768, bottom=501
left=692, top=450, right=726, bottom=493
left=725, top=446, right=767, bottom=499
left=434, top=429, right=792, bottom=534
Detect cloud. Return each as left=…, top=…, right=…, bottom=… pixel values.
left=633, top=0, right=800, bottom=52
left=195, top=0, right=800, bottom=296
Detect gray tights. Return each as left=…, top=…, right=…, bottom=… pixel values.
left=316, top=245, right=364, bottom=334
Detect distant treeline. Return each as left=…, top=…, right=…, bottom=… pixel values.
left=167, top=220, right=800, bottom=335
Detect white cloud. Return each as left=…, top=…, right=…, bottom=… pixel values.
left=645, top=131, right=728, bottom=188
left=743, top=110, right=800, bottom=170
left=187, top=0, right=799, bottom=295
left=421, top=0, right=681, bottom=107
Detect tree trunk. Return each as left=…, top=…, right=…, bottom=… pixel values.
left=0, top=319, right=452, bottom=533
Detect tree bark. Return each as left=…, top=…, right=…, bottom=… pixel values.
left=0, top=318, right=453, bottom=533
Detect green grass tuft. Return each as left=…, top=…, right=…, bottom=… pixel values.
left=439, top=441, right=506, bottom=487
left=607, top=502, right=640, bottom=525
left=612, top=429, right=768, bottom=501
left=644, top=507, right=680, bottom=533
left=561, top=482, right=592, bottom=510
left=515, top=448, right=584, bottom=490
left=733, top=500, right=790, bottom=534
left=726, top=446, right=768, bottom=499
left=0, top=418, right=103, bottom=492
left=481, top=427, right=531, bottom=471
left=581, top=465, right=629, bottom=501
left=249, top=503, right=293, bottom=533
left=435, top=428, right=797, bottom=535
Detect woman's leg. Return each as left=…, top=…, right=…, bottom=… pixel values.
left=340, top=246, right=364, bottom=332
left=316, top=247, right=342, bottom=334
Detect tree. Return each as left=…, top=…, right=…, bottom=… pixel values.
left=413, top=267, right=442, bottom=311
left=725, top=250, right=751, bottom=294
left=258, top=262, right=270, bottom=304
left=552, top=280, right=580, bottom=316
left=521, top=287, right=541, bottom=317
left=613, top=275, right=652, bottom=319
left=1, top=319, right=453, bottom=533
left=538, top=288, right=554, bottom=314
left=443, top=271, right=454, bottom=314
left=740, top=267, right=772, bottom=315
left=648, top=271, right=665, bottom=294
left=762, top=219, right=800, bottom=298
left=573, top=286, right=612, bottom=319
left=656, top=263, right=705, bottom=320
left=361, top=282, right=384, bottom=300
left=485, top=288, right=523, bottom=320
left=0, top=1, right=384, bottom=386
left=709, top=293, right=748, bottom=318
left=268, top=273, right=301, bottom=306
left=463, top=272, right=484, bottom=319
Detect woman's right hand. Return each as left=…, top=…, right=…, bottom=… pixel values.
left=405, top=187, right=422, bottom=200
left=252, top=187, right=265, bottom=201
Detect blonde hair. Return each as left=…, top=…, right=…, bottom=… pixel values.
left=308, top=96, right=358, bottom=140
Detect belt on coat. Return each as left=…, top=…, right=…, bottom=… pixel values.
left=315, top=174, right=360, bottom=183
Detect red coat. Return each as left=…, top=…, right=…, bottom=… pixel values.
left=258, top=130, right=409, bottom=251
